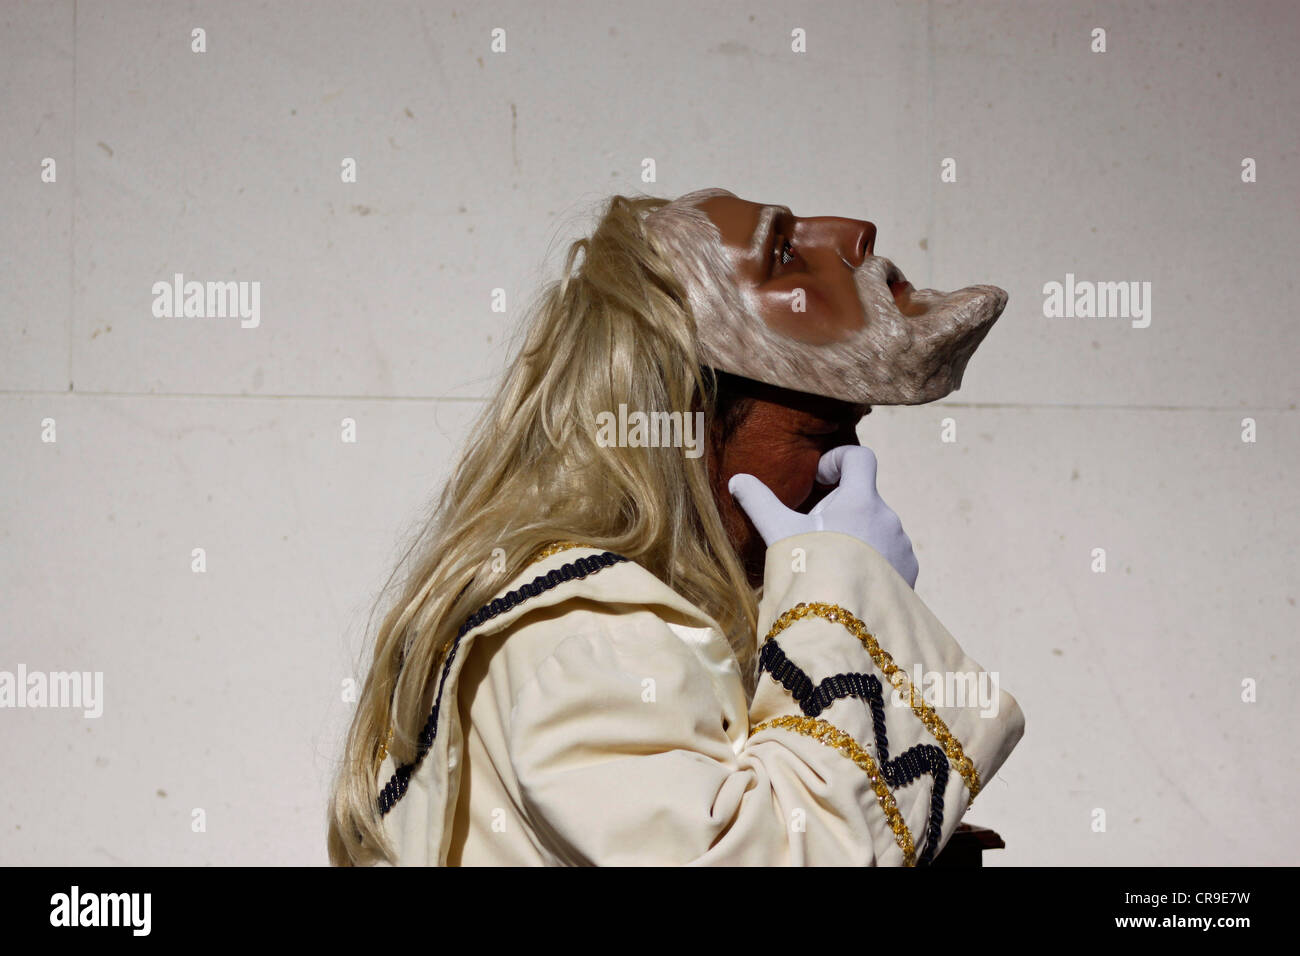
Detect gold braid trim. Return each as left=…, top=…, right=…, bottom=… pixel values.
left=750, top=715, right=916, bottom=867
left=375, top=725, right=394, bottom=766
left=530, top=540, right=592, bottom=562
left=763, top=601, right=983, bottom=799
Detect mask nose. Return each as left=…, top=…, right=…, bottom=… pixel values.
left=836, top=220, right=876, bottom=267
left=862, top=222, right=876, bottom=257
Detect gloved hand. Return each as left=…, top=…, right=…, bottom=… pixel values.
left=728, top=444, right=919, bottom=588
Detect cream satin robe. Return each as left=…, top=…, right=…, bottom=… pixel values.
left=373, top=531, right=1025, bottom=866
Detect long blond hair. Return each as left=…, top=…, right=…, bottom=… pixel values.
left=327, top=189, right=759, bottom=865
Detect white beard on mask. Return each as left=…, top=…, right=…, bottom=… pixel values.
left=697, top=252, right=1007, bottom=406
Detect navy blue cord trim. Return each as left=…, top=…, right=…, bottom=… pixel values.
left=759, top=638, right=951, bottom=865
left=377, top=550, right=628, bottom=817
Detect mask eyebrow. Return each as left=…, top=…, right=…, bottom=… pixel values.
left=748, top=205, right=794, bottom=275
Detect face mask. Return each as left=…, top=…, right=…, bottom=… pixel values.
left=649, top=192, right=1007, bottom=405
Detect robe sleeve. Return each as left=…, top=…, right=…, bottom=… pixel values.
left=506, top=530, right=1025, bottom=865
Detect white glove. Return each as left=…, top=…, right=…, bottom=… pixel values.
left=728, top=444, right=919, bottom=588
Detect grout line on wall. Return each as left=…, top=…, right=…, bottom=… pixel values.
left=0, top=389, right=491, bottom=403
left=0, top=389, right=1292, bottom=413
left=68, top=0, right=78, bottom=393
left=925, top=0, right=935, bottom=291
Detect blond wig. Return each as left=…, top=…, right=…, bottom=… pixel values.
left=328, top=190, right=760, bottom=866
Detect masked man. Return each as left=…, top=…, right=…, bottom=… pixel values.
left=328, top=187, right=1025, bottom=867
